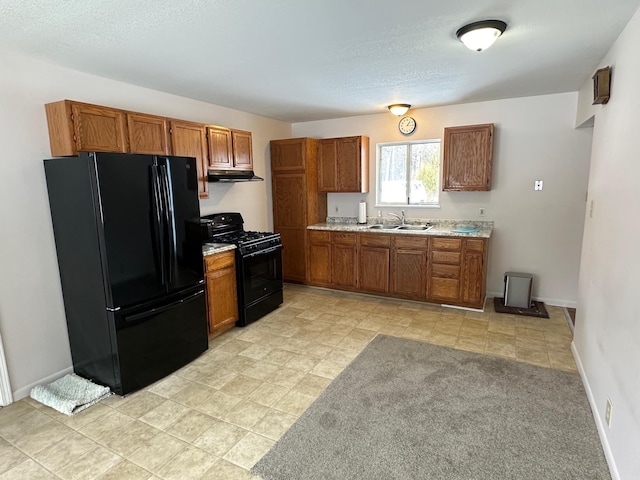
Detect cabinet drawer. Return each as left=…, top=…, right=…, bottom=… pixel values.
left=431, top=251, right=461, bottom=265
left=431, top=264, right=460, bottom=279
left=359, top=233, right=391, bottom=247
left=205, top=250, right=235, bottom=271
left=431, top=237, right=462, bottom=251
left=393, top=236, right=429, bottom=249
left=332, top=232, right=357, bottom=245
left=465, top=239, right=485, bottom=252
left=430, top=278, right=460, bottom=300
left=309, top=230, right=331, bottom=243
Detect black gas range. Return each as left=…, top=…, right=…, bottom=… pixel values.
left=200, top=212, right=283, bottom=327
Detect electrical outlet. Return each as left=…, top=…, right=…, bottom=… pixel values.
left=534, top=180, right=544, bottom=191
left=605, top=398, right=612, bottom=427
left=335, top=206, right=339, bottom=213
left=589, top=200, right=595, bottom=218
left=479, top=207, right=485, bottom=217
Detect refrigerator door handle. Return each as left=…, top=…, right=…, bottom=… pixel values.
left=151, top=165, right=167, bottom=285
left=123, top=289, right=205, bottom=324
left=159, top=162, right=177, bottom=284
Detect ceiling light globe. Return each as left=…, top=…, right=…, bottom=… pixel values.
left=456, top=20, right=507, bottom=52
left=388, top=104, right=411, bottom=116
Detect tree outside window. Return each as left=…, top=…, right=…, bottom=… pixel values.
left=377, top=140, right=440, bottom=206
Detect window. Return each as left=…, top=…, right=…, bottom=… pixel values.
left=377, top=140, right=441, bottom=206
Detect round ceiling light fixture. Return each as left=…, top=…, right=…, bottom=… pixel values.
left=456, top=20, right=507, bottom=52
left=388, top=104, right=411, bottom=116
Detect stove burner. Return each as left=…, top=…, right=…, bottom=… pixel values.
left=215, top=231, right=273, bottom=244
left=200, top=213, right=282, bottom=255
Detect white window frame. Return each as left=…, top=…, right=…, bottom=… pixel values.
left=375, top=139, right=441, bottom=208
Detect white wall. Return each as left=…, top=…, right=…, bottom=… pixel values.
left=0, top=51, right=290, bottom=399
left=293, top=94, right=592, bottom=306
left=574, top=5, right=640, bottom=479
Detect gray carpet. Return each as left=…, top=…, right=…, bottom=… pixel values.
left=252, top=335, right=610, bottom=480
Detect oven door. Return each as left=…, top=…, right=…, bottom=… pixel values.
left=238, top=244, right=283, bottom=309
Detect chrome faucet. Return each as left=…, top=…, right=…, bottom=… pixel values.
left=388, top=210, right=406, bottom=225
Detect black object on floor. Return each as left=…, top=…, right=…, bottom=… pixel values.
left=494, top=297, right=549, bottom=318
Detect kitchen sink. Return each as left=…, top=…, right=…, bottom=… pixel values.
left=366, top=224, right=434, bottom=231
left=367, top=224, right=400, bottom=230
left=397, top=225, right=433, bottom=231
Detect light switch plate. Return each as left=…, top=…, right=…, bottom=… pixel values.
left=534, top=180, right=543, bottom=191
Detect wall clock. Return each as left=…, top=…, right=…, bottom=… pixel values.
left=399, top=116, right=416, bottom=135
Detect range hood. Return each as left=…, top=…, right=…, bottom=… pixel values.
left=207, top=169, right=264, bottom=182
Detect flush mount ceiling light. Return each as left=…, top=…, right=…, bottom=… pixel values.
left=456, top=20, right=507, bottom=52
left=388, top=104, right=411, bottom=116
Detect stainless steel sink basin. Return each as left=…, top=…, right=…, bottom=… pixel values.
left=367, top=224, right=400, bottom=230
left=397, top=225, right=433, bottom=231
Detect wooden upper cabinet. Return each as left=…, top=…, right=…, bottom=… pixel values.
left=45, top=100, right=128, bottom=156
left=318, top=136, right=369, bottom=193
left=207, top=126, right=253, bottom=171
left=318, top=140, right=337, bottom=190
left=271, top=138, right=309, bottom=171
left=44, top=100, right=254, bottom=197
left=127, top=113, right=169, bottom=155
left=442, top=124, right=494, bottom=191
left=169, top=120, right=209, bottom=199
left=207, top=125, right=233, bottom=169
left=231, top=129, right=253, bottom=170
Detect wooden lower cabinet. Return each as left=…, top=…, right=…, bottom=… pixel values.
left=305, top=229, right=488, bottom=309
left=204, top=250, right=238, bottom=337
left=428, top=237, right=462, bottom=304
left=278, top=228, right=307, bottom=283
left=308, top=231, right=332, bottom=286
left=331, top=233, right=358, bottom=289
left=460, top=239, right=488, bottom=308
left=391, top=236, right=428, bottom=299
left=359, top=234, right=390, bottom=294
left=306, top=231, right=358, bottom=289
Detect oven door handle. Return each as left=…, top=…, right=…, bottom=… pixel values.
left=243, top=244, right=282, bottom=258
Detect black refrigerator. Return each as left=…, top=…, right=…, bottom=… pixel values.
left=44, top=152, right=208, bottom=395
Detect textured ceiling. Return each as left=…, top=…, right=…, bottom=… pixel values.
left=1, top=0, right=639, bottom=122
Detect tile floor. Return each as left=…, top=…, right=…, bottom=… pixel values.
left=0, top=284, right=576, bottom=479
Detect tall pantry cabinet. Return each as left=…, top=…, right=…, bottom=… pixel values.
left=270, top=138, right=327, bottom=283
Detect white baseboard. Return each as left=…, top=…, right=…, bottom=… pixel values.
left=571, top=342, right=619, bottom=480
left=12, top=366, right=74, bottom=402
left=486, top=291, right=577, bottom=308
